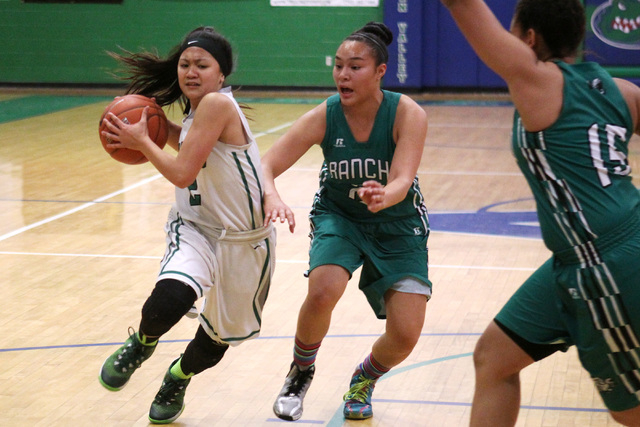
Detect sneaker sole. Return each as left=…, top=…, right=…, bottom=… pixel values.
left=344, top=412, right=373, bottom=420
left=274, top=413, right=301, bottom=422
left=273, top=404, right=302, bottom=421
left=148, top=405, right=185, bottom=424
left=98, top=361, right=128, bottom=392
left=343, top=404, right=373, bottom=420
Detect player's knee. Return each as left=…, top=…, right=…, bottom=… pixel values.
left=304, top=290, right=341, bottom=314
left=473, top=330, right=504, bottom=377
left=306, top=280, right=346, bottom=311
left=396, top=330, right=421, bottom=353
left=473, top=336, right=491, bottom=371
left=383, top=321, right=419, bottom=355
left=140, top=279, right=197, bottom=337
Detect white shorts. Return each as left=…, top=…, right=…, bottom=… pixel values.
left=158, top=208, right=276, bottom=347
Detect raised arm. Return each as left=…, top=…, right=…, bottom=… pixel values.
left=441, top=0, right=539, bottom=83
left=440, top=0, right=564, bottom=130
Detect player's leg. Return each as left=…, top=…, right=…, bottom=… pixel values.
left=373, top=289, right=427, bottom=365
left=471, top=257, right=568, bottom=426
left=297, top=264, right=351, bottom=345
left=343, top=289, right=427, bottom=420
left=470, top=320, right=535, bottom=426
left=273, top=212, right=361, bottom=421
left=149, top=326, right=229, bottom=424
left=273, top=264, right=351, bottom=421
left=99, top=279, right=197, bottom=391
left=573, top=234, right=640, bottom=426
left=343, top=216, right=431, bottom=419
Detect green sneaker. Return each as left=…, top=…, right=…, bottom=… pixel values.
left=343, top=368, right=377, bottom=420
left=99, top=328, right=156, bottom=391
left=148, top=359, right=191, bottom=424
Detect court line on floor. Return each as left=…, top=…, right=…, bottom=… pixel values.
left=0, top=251, right=537, bottom=272
left=322, top=352, right=607, bottom=425
left=1, top=332, right=480, bottom=353
left=0, top=174, right=163, bottom=243
left=0, top=122, right=293, bottom=243
left=265, top=351, right=606, bottom=425
left=0, top=339, right=606, bottom=419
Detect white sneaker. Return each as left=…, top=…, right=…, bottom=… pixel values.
left=273, top=363, right=315, bottom=421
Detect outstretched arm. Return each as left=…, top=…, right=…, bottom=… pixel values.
left=261, top=102, right=327, bottom=232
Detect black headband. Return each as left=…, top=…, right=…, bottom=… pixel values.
left=180, top=36, right=231, bottom=76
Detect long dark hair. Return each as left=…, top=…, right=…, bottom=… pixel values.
left=107, top=26, right=234, bottom=114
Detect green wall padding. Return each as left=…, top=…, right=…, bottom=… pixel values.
left=0, top=0, right=381, bottom=87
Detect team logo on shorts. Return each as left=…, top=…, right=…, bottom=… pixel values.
left=568, top=288, right=582, bottom=299
left=414, top=227, right=422, bottom=235
left=593, top=377, right=615, bottom=393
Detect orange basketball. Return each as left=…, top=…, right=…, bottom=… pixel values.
left=99, top=94, right=169, bottom=165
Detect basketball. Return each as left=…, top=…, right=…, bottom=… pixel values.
left=99, top=94, right=169, bottom=165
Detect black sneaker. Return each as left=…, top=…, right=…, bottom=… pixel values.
left=273, top=363, right=315, bottom=421
left=99, top=328, right=156, bottom=391
left=148, top=359, right=191, bottom=424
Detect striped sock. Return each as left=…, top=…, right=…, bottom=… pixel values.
left=360, top=353, right=390, bottom=380
left=293, top=337, right=322, bottom=371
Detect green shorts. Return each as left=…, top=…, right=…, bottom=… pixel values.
left=496, top=214, right=640, bottom=411
left=308, top=210, right=431, bottom=319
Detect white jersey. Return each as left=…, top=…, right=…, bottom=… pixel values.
left=159, top=87, right=275, bottom=346
left=175, top=87, right=264, bottom=232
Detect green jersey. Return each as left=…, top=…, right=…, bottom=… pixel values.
left=512, top=61, right=639, bottom=254
left=314, top=90, right=428, bottom=223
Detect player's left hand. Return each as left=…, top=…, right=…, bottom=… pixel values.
left=358, top=180, right=386, bottom=213
left=102, top=107, right=151, bottom=151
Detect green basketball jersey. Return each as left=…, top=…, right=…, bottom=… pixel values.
left=313, top=90, right=427, bottom=223
left=512, top=61, right=639, bottom=253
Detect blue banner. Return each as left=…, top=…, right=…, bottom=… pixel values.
left=383, top=0, right=423, bottom=88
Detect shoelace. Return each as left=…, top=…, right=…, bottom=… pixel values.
left=154, top=377, right=188, bottom=404
left=115, top=330, right=145, bottom=371
left=343, top=376, right=376, bottom=403
left=285, top=369, right=313, bottom=396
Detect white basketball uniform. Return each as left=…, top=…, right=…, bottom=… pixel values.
left=158, top=87, right=276, bottom=346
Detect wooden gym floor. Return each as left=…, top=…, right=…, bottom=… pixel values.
left=1, top=87, right=637, bottom=426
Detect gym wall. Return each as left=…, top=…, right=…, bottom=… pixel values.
left=1, top=0, right=638, bottom=90
left=0, top=0, right=378, bottom=88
